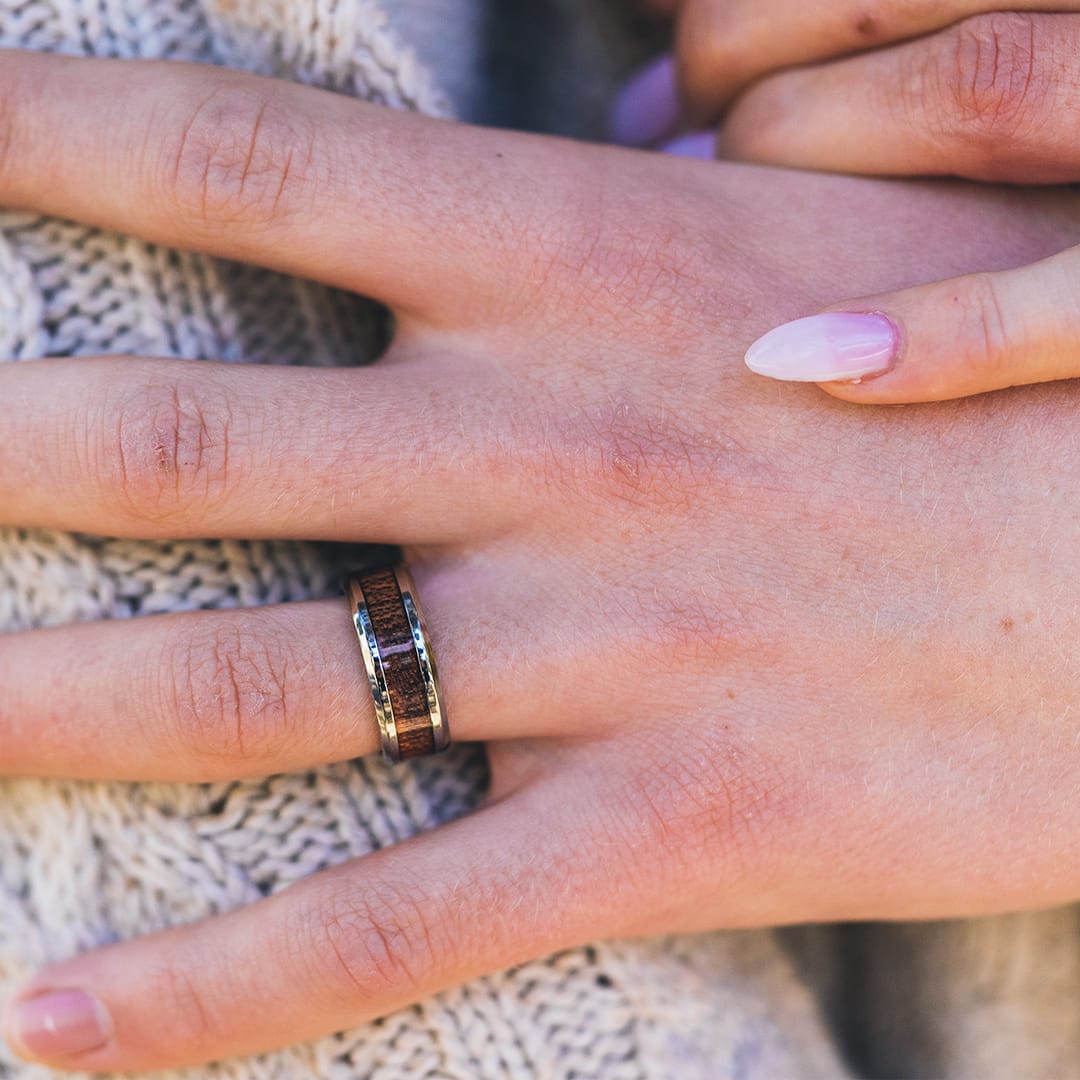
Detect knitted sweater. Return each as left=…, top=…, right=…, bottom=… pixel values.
left=0, top=2, right=1077, bottom=1078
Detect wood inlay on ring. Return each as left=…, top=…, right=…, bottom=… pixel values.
left=360, top=568, right=435, bottom=759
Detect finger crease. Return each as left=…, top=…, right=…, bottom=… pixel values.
left=239, top=101, right=269, bottom=199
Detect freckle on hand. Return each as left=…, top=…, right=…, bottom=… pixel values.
left=855, top=15, right=879, bottom=39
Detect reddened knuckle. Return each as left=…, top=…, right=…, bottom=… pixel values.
left=165, top=620, right=295, bottom=769
left=647, top=590, right=777, bottom=673
left=529, top=379, right=773, bottom=526
left=514, top=189, right=616, bottom=314
left=162, top=84, right=316, bottom=228
left=107, top=379, right=234, bottom=525
left=521, top=179, right=715, bottom=328
left=544, top=395, right=718, bottom=515
left=629, top=729, right=798, bottom=877
left=940, top=14, right=1043, bottom=137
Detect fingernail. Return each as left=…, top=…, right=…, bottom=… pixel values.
left=745, top=313, right=898, bottom=382
left=610, top=55, right=679, bottom=146
left=661, top=131, right=716, bottom=159
left=4, top=990, right=112, bottom=1062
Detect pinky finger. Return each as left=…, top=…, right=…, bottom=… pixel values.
left=743, top=245, right=1080, bottom=403
left=0, top=776, right=600, bottom=1073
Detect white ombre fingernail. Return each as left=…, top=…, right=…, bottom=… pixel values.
left=745, top=313, right=898, bottom=382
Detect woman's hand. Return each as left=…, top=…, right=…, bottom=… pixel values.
left=617, top=4, right=1080, bottom=183
left=1, top=50, right=1080, bottom=1073
left=744, top=244, right=1080, bottom=402
left=614, top=5, right=1080, bottom=401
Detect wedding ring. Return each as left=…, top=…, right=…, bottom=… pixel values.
left=345, top=564, right=448, bottom=763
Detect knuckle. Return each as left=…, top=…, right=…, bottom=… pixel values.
left=936, top=14, right=1045, bottom=139
left=535, top=389, right=764, bottom=521
left=643, top=588, right=780, bottom=674
left=160, top=84, right=316, bottom=228
left=296, top=879, right=441, bottom=1002
left=106, top=379, right=235, bottom=525
left=627, top=729, right=800, bottom=879
left=584, top=402, right=702, bottom=509
left=505, top=187, right=613, bottom=316
left=510, top=168, right=716, bottom=328
left=533, top=402, right=666, bottom=510
left=165, top=619, right=296, bottom=769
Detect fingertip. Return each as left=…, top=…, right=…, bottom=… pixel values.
left=744, top=313, right=898, bottom=383
left=2, top=988, right=113, bottom=1067
left=815, top=255, right=1080, bottom=405
left=813, top=376, right=908, bottom=405
left=609, top=55, right=680, bottom=147
left=743, top=311, right=951, bottom=404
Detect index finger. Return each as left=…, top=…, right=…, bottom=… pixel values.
left=0, top=51, right=564, bottom=323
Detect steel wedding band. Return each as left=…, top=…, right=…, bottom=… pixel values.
left=345, top=564, right=449, bottom=763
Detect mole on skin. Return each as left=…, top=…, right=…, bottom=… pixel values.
left=855, top=15, right=880, bottom=40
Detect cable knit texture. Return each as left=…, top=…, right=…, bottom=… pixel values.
left=0, top=2, right=1078, bottom=1078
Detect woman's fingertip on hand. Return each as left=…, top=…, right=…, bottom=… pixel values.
left=745, top=313, right=899, bottom=384
left=745, top=246, right=1080, bottom=404
left=3, top=989, right=113, bottom=1066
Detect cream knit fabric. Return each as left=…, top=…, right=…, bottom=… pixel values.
left=0, top=3, right=1077, bottom=1078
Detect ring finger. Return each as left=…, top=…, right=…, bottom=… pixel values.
left=0, top=553, right=586, bottom=781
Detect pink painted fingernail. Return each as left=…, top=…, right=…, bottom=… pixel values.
left=610, top=55, right=680, bottom=146
left=4, top=990, right=112, bottom=1062
left=745, top=314, right=898, bottom=382
left=661, top=131, right=717, bottom=159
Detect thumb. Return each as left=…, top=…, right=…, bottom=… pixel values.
left=744, top=245, right=1080, bottom=404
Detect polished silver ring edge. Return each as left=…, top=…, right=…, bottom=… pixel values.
left=347, top=576, right=399, bottom=762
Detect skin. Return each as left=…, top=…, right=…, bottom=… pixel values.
left=626, top=4, right=1080, bottom=401
left=0, top=49, right=1079, bottom=1072
left=640, top=0, right=1080, bottom=157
